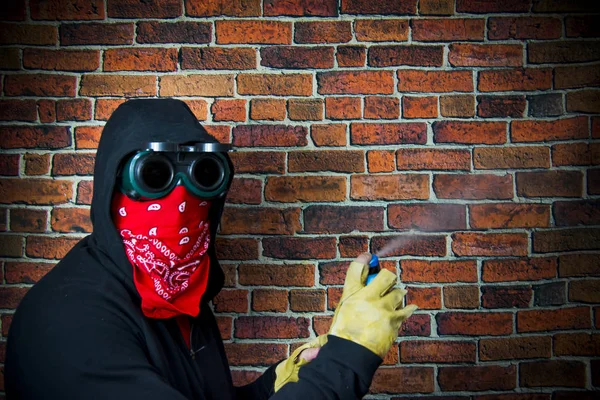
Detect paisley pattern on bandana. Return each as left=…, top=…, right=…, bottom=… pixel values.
left=112, top=185, right=212, bottom=319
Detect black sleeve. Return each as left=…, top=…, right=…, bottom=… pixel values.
left=269, top=335, right=382, bottom=399
left=233, top=364, right=278, bottom=399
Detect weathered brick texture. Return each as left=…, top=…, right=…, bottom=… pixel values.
left=1, top=1, right=599, bottom=397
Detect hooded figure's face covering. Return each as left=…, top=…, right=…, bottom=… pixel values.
left=94, top=100, right=233, bottom=319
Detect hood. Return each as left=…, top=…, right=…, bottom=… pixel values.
left=89, top=98, right=230, bottom=304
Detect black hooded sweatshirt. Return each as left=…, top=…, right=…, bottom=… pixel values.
left=5, top=99, right=382, bottom=399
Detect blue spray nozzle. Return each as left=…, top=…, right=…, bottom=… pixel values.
left=369, top=254, right=379, bottom=268
left=366, top=254, right=380, bottom=285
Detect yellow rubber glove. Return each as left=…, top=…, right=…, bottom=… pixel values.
left=274, top=334, right=328, bottom=392
left=328, top=254, right=418, bottom=359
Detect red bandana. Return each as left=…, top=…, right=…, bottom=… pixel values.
left=111, top=186, right=212, bottom=319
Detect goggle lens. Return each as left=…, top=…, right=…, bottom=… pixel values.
left=191, top=156, right=224, bottom=191
left=139, top=155, right=173, bottom=191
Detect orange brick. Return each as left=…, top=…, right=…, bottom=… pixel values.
left=364, top=96, right=399, bottom=119
left=398, top=70, right=473, bottom=93
left=406, top=287, right=442, bottom=309
left=311, top=124, right=347, bottom=147
left=182, top=47, right=256, bottom=70
left=5, top=74, right=77, bottom=97
left=182, top=99, right=208, bottom=121
left=512, top=117, right=588, bottom=143
left=0, top=178, right=72, bottom=205
left=10, top=208, right=47, bottom=233
left=81, top=74, right=156, bottom=97
left=265, top=176, right=346, bottom=202
left=318, top=70, right=394, bottom=95
left=367, top=150, right=395, bottom=173
left=216, top=20, right=291, bottom=44
left=50, top=207, right=92, bottom=233
left=449, top=44, right=523, bottom=67
left=95, top=99, right=126, bottom=120
left=336, top=45, right=366, bottom=67
left=396, top=148, right=471, bottom=171
left=325, top=97, right=361, bottom=120
left=354, top=19, right=409, bottom=42
left=452, top=232, right=528, bottom=257
left=160, top=75, right=234, bottom=97
left=37, top=99, right=56, bottom=123
left=440, top=95, right=476, bottom=117
left=434, top=174, right=513, bottom=200
left=211, top=99, right=246, bottom=122
left=434, top=121, right=507, bottom=144
left=351, top=122, right=426, bottom=145
left=403, top=96, right=438, bottom=118
left=474, top=146, right=550, bottom=169
left=23, top=153, right=50, bottom=175
left=25, top=235, right=80, bottom=259
left=413, top=18, right=484, bottom=41
left=186, top=0, right=261, bottom=17
left=232, top=125, right=307, bottom=147
left=56, top=99, right=92, bottom=122
left=288, top=99, right=323, bottom=121
left=104, top=47, right=177, bottom=72
left=75, top=126, right=102, bottom=150
left=469, top=203, right=550, bottom=229
left=252, top=289, right=287, bottom=312
left=350, top=174, right=429, bottom=200
left=220, top=207, right=300, bottom=235
left=478, top=68, right=552, bottom=92
left=23, top=49, right=99, bottom=71
left=295, top=21, right=352, bottom=43
left=250, top=98, right=286, bottom=121
left=238, top=74, right=312, bottom=96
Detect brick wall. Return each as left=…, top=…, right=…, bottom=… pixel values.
left=0, top=0, right=599, bottom=397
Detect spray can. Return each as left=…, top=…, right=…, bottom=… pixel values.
left=365, top=254, right=381, bottom=285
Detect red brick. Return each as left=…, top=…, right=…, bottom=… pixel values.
left=186, top=0, right=261, bottom=17
left=226, top=178, right=261, bottom=205
left=318, top=70, right=394, bottom=95
left=341, top=0, right=418, bottom=15
left=75, top=126, right=102, bottom=150
left=399, top=313, right=431, bottom=337
left=439, top=365, right=516, bottom=391
left=0, top=100, right=37, bottom=121
left=76, top=180, right=93, bottom=205
left=261, top=46, right=332, bottom=69
left=339, top=236, right=369, bottom=258
left=0, top=48, right=20, bottom=70
left=182, top=47, right=255, bottom=70
left=264, top=0, right=338, bottom=16
left=457, top=0, right=529, bottom=12
left=518, top=307, right=591, bottom=333
left=0, top=178, right=73, bottom=205
left=367, top=150, right=395, bottom=172
left=94, top=99, right=126, bottom=120
left=213, top=289, right=248, bottom=313
left=398, top=70, right=473, bottom=93
left=220, top=264, right=236, bottom=287
left=401, top=260, right=477, bottom=283
left=5, top=74, right=76, bottom=97
left=520, top=360, right=586, bottom=388
left=336, top=45, right=366, bottom=67
left=483, top=257, right=557, bottom=282
left=320, top=261, right=356, bottom=285
left=0, top=155, right=19, bottom=176
left=265, top=176, right=346, bottom=202
left=517, top=171, right=583, bottom=198
left=53, top=153, right=94, bottom=176
left=263, top=237, right=337, bottom=260
left=36, top=99, right=55, bottom=123
left=567, top=89, right=600, bottom=113
left=371, top=235, right=447, bottom=257
left=288, top=150, right=364, bottom=173
left=450, top=43, right=523, bottom=67
left=215, top=237, right=259, bottom=260
left=489, top=17, right=562, bottom=40
left=26, top=235, right=80, bottom=259
left=434, top=121, right=506, bottom=144
left=216, top=316, right=232, bottom=340
left=238, top=74, right=312, bottom=96
left=401, top=340, right=476, bottom=363
left=453, top=232, right=528, bottom=257
left=419, top=0, right=454, bottom=15
left=477, top=95, right=526, bottom=118
left=232, top=125, right=307, bottom=147
left=434, top=174, right=513, bottom=200
left=60, top=23, right=133, bottom=45
left=590, top=169, right=600, bottom=195
left=108, top=0, right=182, bottom=18
left=474, top=146, right=549, bottom=169
left=50, top=208, right=92, bottom=233
left=311, top=124, right=347, bottom=147
left=437, top=312, right=513, bottom=336
left=444, top=286, right=479, bottom=309
left=482, top=285, right=532, bottom=308
left=56, top=99, right=92, bottom=122
left=568, top=15, right=600, bottom=37
left=104, top=48, right=177, bottom=72
left=533, top=0, right=600, bottom=12
left=224, top=343, right=286, bottom=366
left=570, top=280, right=600, bottom=303
left=304, top=205, right=384, bottom=234
left=0, top=234, right=23, bottom=257
left=239, top=263, right=314, bottom=286
left=440, top=95, right=476, bottom=117
left=354, top=19, right=409, bottom=42
left=216, top=20, right=290, bottom=45
left=369, top=45, right=444, bottom=67
left=513, top=117, right=588, bottom=143
left=31, top=0, right=105, bottom=20
left=0, top=23, right=57, bottom=45
left=388, top=204, right=466, bottom=231
left=396, top=148, right=470, bottom=171
left=295, top=21, right=351, bottom=44
left=406, top=287, right=442, bottom=310
left=413, top=18, right=484, bottom=41
left=559, top=254, right=600, bottom=277
left=0, top=287, right=29, bottom=309
left=553, top=142, right=599, bottom=166
left=529, top=41, right=600, bottom=64
left=23, top=49, right=99, bottom=72
left=403, top=96, right=438, bottom=119
left=480, top=336, right=551, bottom=361
left=325, top=97, right=361, bottom=120
left=23, top=153, right=50, bottom=175
left=10, top=208, right=46, bottom=233
left=230, top=369, right=262, bottom=387
left=554, top=333, right=600, bottom=356
left=290, top=289, right=325, bottom=312
left=555, top=64, right=600, bottom=89
left=351, top=122, right=426, bottom=145
left=249, top=99, right=286, bottom=121
left=230, top=151, right=285, bottom=174
left=469, top=203, right=550, bottom=229
left=554, top=200, right=600, bottom=227
left=313, top=315, right=332, bottom=336
left=1, top=126, right=71, bottom=150
left=5, top=262, right=55, bottom=284
left=371, top=367, right=435, bottom=393
left=288, top=99, right=323, bottom=121
left=82, top=74, right=156, bottom=97
left=210, top=99, right=246, bottom=123
left=137, top=21, right=211, bottom=44
left=252, top=289, right=287, bottom=312
left=364, top=96, right=399, bottom=120
left=220, top=207, right=299, bottom=235
left=161, top=75, right=233, bottom=97
left=479, top=68, right=552, bottom=92
left=351, top=174, right=429, bottom=201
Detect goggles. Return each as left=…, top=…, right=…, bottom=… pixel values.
left=118, top=142, right=232, bottom=200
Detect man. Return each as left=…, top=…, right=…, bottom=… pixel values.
left=6, top=99, right=416, bottom=399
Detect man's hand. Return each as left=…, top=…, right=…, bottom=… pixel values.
left=274, top=335, right=328, bottom=392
